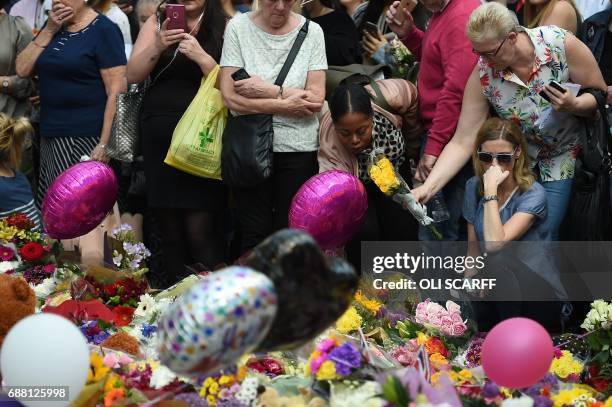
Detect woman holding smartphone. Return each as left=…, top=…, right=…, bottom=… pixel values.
left=15, top=0, right=126, bottom=206
left=410, top=2, right=606, bottom=240
left=127, top=0, right=228, bottom=287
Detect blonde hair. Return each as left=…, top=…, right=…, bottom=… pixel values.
left=472, top=118, right=535, bottom=195
left=0, top=114, right=32, bottom=170
left=524, top=0, right=580, bottom=30
left=467, top=2, right=519, bottom=43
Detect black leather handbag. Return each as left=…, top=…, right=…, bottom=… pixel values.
left=562, top=89, right=612, bottom=240
left=221, top=20, right=310, bottom=188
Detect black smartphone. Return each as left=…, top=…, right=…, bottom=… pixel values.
left=364, top=21, right=379, bottom=35
left=231, top=68, right=251, bottom=81
left=549, top=80, right=567, bottom=93
left=539, top=80, right=566, bottom=102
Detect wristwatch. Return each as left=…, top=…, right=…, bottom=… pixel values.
left=1, top=78, right=9, bottom=93
left=483, top=195, right=498, bottom=203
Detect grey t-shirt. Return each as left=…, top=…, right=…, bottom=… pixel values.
left=220, top=13, right=328, bottom=153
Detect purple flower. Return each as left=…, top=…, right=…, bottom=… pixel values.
left=387, top=311, right=408, bottom=328
left=216, top=398, right=249, bottom=407
left=532, top=396, right=553, bottom=407
left=465, top=337, right=484, bottom=368
left=93, top=331, right=111, bottom=345
left=329, top=342, right=361, bottom=375
left=481, top=381, right=500, bottom=398
left=173, top=392, right=209, bottom=407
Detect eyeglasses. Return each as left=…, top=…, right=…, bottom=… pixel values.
left=472, top=36, right=508, bottom=58
left=477, top=147, right=517, bottom=164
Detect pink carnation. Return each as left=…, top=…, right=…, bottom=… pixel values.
left=316, top=338, right=337, bottom=353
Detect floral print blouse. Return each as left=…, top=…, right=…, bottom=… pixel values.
left=477, top=26, right=583, bottom=182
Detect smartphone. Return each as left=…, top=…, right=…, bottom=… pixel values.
left=549, top=80, right=567, bottom=93
left=231, top=68, right=251, bottom=81
left=539, top=80, right=566, bottom=102
left=364, top=21, right=380, bottom=35
left=165, top=4, right=186, bottom=31
left=393, top=0, right=417, bottom=25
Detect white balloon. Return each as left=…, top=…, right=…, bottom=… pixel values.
left=0, top=313, right=89, bottom=407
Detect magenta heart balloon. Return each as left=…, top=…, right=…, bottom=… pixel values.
left=288, top=170, right=367, bottom=249
left=42, top=161, right=118, bottom=239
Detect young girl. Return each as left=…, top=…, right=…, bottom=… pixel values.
left=0, top=113, right=41, bottom=229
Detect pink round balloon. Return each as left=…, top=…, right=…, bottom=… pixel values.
left=481, top=318, right=554, bottom=388
left=42, top=161, right=118, bottom=239
left=289, top=170, right=367, bottom=250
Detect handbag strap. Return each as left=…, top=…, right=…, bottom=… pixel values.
left=274, top=19, right=310, bottom=87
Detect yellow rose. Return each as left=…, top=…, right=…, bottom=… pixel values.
left=416, top=332, right=429, bottom=346
left=335, top=307, right=363, bottom=334
left=458, top=369, right=473, bottom=382
left=429, top=353, right=449, bottom=369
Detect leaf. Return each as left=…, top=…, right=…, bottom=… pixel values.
left=381, top=376, right=411, bottom=407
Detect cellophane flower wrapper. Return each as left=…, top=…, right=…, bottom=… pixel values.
left=367, top=150, right=442, bottom=240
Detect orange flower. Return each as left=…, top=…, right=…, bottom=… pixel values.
left=104, top=388, right=125, bottom=407
left=425, top=337, right=448, bottom=358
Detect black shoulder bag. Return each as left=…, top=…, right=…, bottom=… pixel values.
left=561, top=89, right=612, bottom=240
left=221, top=20, right=310, bottom=187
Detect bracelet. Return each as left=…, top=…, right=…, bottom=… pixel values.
left=32, top=40, right=46, bottom=48
left=483, top=195, right=498, bottom=203
left=96, top=144, right=106, bottom=149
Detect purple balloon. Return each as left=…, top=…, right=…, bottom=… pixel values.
left=42, top=161, right=118, bottom=239
left=289, top=170, right=367, bottom=249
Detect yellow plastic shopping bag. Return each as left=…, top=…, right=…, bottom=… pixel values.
left=164, top=65, right=226, bottom=180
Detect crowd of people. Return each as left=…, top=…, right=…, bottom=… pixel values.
left=0, top=0, right=611, bottom=327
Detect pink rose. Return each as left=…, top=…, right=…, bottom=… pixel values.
left=452, top=322, right=467, bottom=336
left=439, top=314, right=455, bottom=336
left=415, top=300, right=430, bottom=324
left=445, top=301, right=461, bottom=314
left=103, top=353, right=120, bottom=368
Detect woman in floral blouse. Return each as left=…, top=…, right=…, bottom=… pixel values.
left=411, top=2, right=606, bottom=240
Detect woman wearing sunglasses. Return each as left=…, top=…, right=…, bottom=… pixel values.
left=463, top=118, right=548, bottom=247
left=463, top=118, right=572, bottom=331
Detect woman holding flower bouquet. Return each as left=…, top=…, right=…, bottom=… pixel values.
left=319, top=79, right=421, bottom=270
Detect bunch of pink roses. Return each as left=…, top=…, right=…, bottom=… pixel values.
left=415, top=299, right=467, bottom=337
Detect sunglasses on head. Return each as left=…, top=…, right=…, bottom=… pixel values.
left=477, top=147, right=517, bottom=164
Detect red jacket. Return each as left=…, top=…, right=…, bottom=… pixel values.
left=400, top=0, right=480, bottom=157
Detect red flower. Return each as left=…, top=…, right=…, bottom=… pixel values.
left=112, top=306, right=135, bottom=327
left=20, top=242, right=45, bottom=261
left=6, top=213, right=35, bottom=229
left=425, top=337, right=449, bottom=358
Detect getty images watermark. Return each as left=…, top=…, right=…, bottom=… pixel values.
left=362, top=241, right=612, bottom=302
left=371, top=252, right=497, bottom=291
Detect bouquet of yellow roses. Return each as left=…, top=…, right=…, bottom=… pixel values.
left=368, top=151, right=442, bottom=240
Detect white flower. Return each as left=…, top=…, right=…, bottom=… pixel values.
left=592, top=300, right=609, bottom=321
left=150, top=365, right=177, bottom=389
left=235, top=377, right=259, bottom=405
left=501, top=396, right=534, bottom=407
left=31, top=277, right=56, bottom=298
left=134, top=294, right=157, bottom=321
left=112, top=251, right=123, bottom=267
left=0, top=261, right=20, bottom=274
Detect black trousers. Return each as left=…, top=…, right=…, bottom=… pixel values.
left=346, top=161, right=419, bottom=273
left=233, top=151, right=319, bottom=254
